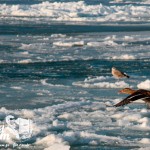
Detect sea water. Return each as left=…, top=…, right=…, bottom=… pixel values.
left=0, top=0, right=150, bottom=149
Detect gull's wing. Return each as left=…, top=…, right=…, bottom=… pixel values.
left=123, top=72, right=130, bottom=78
left=113, top=69, right=129, bottom=78
left=114, top=89, right=149, bottom=107
left=113, top=69, right=124, bottom=78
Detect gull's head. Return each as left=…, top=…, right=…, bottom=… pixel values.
left=119, top=88, right=135, bottom=94
left=112, top=67, right=117, bottom=71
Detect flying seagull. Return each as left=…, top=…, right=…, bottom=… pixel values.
left=114, top=88, right=150, bottom=107
left=111, top=67, right=130, bottom=79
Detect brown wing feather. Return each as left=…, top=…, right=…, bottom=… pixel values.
left=114, top=69, right=129, bottom=78
left=114, top=89, right=150, bottom=107
left=114, top=98, right=132, bottom=107
left=114, top=70, right=124, bottom=78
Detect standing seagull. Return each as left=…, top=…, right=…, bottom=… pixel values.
left=111, top=67, right=130, bottom=79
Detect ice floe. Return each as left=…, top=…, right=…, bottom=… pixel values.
left=0, top=32, right=150, bottom=64
left=1, top=1, right=150, bottom=23
left=73, top=80, right=130, bottom=88
left=53, top=41, right=84, bottom=47
left=0, top=99, right=150, bottom=149
left=73, top=76, right=130, bottom=89
left=137, top=80, right=150, bottom=90
left=112, top=54, right=135, bottom=60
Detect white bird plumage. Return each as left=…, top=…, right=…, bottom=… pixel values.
left=111, top=67, right=130, bottom=79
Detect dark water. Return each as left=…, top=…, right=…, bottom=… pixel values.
left=1, top=24, right=150, bottom=35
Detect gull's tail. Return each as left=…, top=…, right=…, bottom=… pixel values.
left=124, top=73, right=130, bottom=78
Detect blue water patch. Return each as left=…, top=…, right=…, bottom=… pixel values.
left=1, top=24, right=150, bottom=35
left=0, top=59, right=149, bottom=109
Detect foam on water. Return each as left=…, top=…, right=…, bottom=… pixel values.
left=0, top=32, right=150, bottom=64
left=140, top=138, right=150, bottom=144
left=36, top=134, right=70, bottom=150
left=10, top=86, right=22, bottom=90
left=87, top=40, right=118, bottom=47
left=18, top=59, right=32, bottom=64
left=1, top=1, right=150, bottom=23
left=112, top=54, right=135, bottom=60
left=73, top=76, right=131, bottom=89
left=137, top=80, right=150, bottom=90
left=41, top=79, right=69, bottom=88
left=73, top=80, right=130, bottom=88
left=53, top=41, right=84, bottom=47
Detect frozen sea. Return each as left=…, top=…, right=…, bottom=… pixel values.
left=0, top=0, right=150, bottom=149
